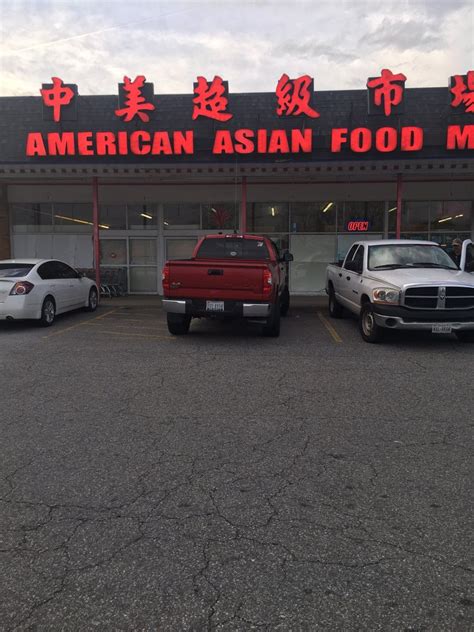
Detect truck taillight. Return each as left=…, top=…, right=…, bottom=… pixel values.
left=10, top=281, right=34, bottom=295
left=162, top=264, right=170, bottom=293
left=262, top=268, right=273, bottom=296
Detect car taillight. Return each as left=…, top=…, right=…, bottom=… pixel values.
left=262, top=268, right=273, bottom=296
left=162, top=264, right=170, bottom=293
left=10, top=281, right=35, bottom=296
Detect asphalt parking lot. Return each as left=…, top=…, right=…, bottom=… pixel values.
left=1, top=299, right=473, bottom=631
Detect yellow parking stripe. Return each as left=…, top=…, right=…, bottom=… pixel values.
left=317, top=311, right=343, bottom=343
left=85, top=329, right=175, bottom=341
left=42, top=309, right=120, bottom=339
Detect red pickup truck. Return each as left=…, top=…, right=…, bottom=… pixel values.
left=162, top=234, right=293, bottom=337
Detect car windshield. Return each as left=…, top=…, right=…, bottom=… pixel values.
left=0, top=263, right=34, bottom=277
left=195, top=238, right=270, bottom=260
left=368, top=245, right=458, bottom=271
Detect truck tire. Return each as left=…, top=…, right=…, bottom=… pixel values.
left=455, top=331, right=474, bottom=343
left=167, top=313, right=191, bottom=335
left=328, top=287, right=344, bottom=318
left=280, top=287, right=290, bottom=316
left=359, top=302, right=384, bottom=343
left=262, top=301, right=281, bottom=337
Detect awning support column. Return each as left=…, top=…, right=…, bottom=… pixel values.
left=396, top=173, right=403, bottom=239
left=241, top=176, right=247, bottom=234
left=92, top=177, right=101, bottom=290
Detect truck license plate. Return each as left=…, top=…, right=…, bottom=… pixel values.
left=432, top=324, right=452, bottom=334
left=206, top=301, right=224, bottom=312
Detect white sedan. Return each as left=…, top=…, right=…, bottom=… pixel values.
left=0, top=259, right=99, bottom=326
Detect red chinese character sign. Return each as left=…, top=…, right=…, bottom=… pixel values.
left=276, top=74, right=320, bottom=118
left=40, top=77, right=75, bottom=122
left=367, top=68, right=407, bottom=116
left=115, top=75, right=155, bottom=122
left=450, top=71, right=474, bottom=113
left=192, top=76, right=233, bottom=121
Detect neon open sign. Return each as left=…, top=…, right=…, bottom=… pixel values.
left=347, top=220, right=370, bottom=232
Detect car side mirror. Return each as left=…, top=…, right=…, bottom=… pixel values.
left=77, top=271, right=85, bottom=278
left=344, top=260, right=355, bottom=271
left=281, top=252, right=294, bottom=263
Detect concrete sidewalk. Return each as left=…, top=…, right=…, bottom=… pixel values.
left=99, top=294, right=328, bottom=310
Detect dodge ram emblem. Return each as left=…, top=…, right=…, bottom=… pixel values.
left=439, top=287, right=446, bottom=300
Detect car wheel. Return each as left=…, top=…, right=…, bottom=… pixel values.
left=359, top=302, right=383, bottom=343
left=455, top=331, right=474, bottom=343
left=86, top=287, right=98, bottom=312
left=39, top=297, right=56, bottom=327
left=328, top=287, right=344, bottom=318
left=280, top=287, right=290, bottom=316
left=262, top=301, right=281, bottom=337
left=167, top=313, right=191, bottom=335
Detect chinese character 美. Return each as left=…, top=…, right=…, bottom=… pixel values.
left=192, top=76, right=233, bottom=121
left=450, top=71, right=474, bottom=113
left=275, top=74, right=320, bottom=118
left=115, top=75, right=155, bottom=123
left=367, top=68, right=407, bottom=116
left=40, top=77, right=75, bottom=122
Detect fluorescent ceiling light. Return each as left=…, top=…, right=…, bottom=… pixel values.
left=322, top=202, right=334, bottom=213
left=54, top=214, right=109, bottom=229
left=455, top=214, right=464, bottom=218
left=163, top=221, right=169, bottom=225
left=388, top=207, right=397, bottom=213
left=438, top=216, right=452, bottom=223
left=140, top=213, right=153, bottom=220
left=271, top=207, right=276, bottom=217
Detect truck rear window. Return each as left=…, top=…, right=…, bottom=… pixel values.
left=196, top=238, right=270, bottom=260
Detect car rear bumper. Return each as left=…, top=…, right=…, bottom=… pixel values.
left=0, top=296, right=41, bottom=320
left=162, top=299, right=272, bottom=318
left=373, top=305, right=474, bottom=331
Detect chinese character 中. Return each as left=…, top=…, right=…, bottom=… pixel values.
left=192, top=76, right=233, bottom=121
left=450, top=71, right=474, bottom=113
left=275, top=74, right=320, bottom=118
left=367, top=68, right=407, bottom=116
left=40, top=77, right=75, bottom=122
left=115, top=75, right=155, bottom=123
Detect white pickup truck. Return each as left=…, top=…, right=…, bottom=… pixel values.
left=326, top=239, right=474, bottom=343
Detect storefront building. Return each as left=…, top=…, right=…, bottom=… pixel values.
left=0, top=70, right=473, bottom=294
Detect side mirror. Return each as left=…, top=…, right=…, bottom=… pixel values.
left=344, top=260, right=355, bottom=271
left=281, top=252, right=294, bottom=263
left=77, top=271, right=85, bottom=278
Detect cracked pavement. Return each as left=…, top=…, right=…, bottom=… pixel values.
left=1, top=304, right=473, bottom=631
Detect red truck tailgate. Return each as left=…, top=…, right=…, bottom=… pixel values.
left=167, top=259, right=268, bottom=300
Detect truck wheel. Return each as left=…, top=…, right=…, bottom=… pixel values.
left=167, top=313, right=191, bottom=335
left=328, top=287, right=344, bottom=318
left=359, top=302, right=383, bottom=343
left=280, top=287, right=290, bottom=316
left=262, top=301, right=281, bottom=337
left=455, top=331, right=474, bottom=343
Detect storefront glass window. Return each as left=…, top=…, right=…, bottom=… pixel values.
left=202, top=202, right=237, bottom=230
left=289, top=234, right=337, bottom=293
left=11, top=203, right=53, bottom=233
left=430, top=201, right=471, bottom=233
left=53, top=203, right=93, bottom=232
left=128, top=204, right=157, bottom=230
left=129, top=239, right=156, bottom=265
left=388, top=201, right=432, bottom=233
left=100, top=239, right=127, bottom=265
left=338, top=201, right=384, bottom=233
left=290, top=202, right=337, bottom=232
left=129, top=267, right=157, bottom=293
left=163, top=203, right=200, bottom=230
left=99, top=204, right=126, bottom=230
left=247, top=203, right=289, bottom=233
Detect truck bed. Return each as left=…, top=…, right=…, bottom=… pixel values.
left=166, top=258, right=270, bottom=301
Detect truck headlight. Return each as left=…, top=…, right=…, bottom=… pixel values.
left=372, top=288, right=400, bottom=304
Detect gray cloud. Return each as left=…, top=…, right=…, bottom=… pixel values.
left=362, top=17, right=440, bottom=52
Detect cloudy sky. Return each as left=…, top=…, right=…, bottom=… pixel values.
left=0, top=0, right=472, bottom=96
